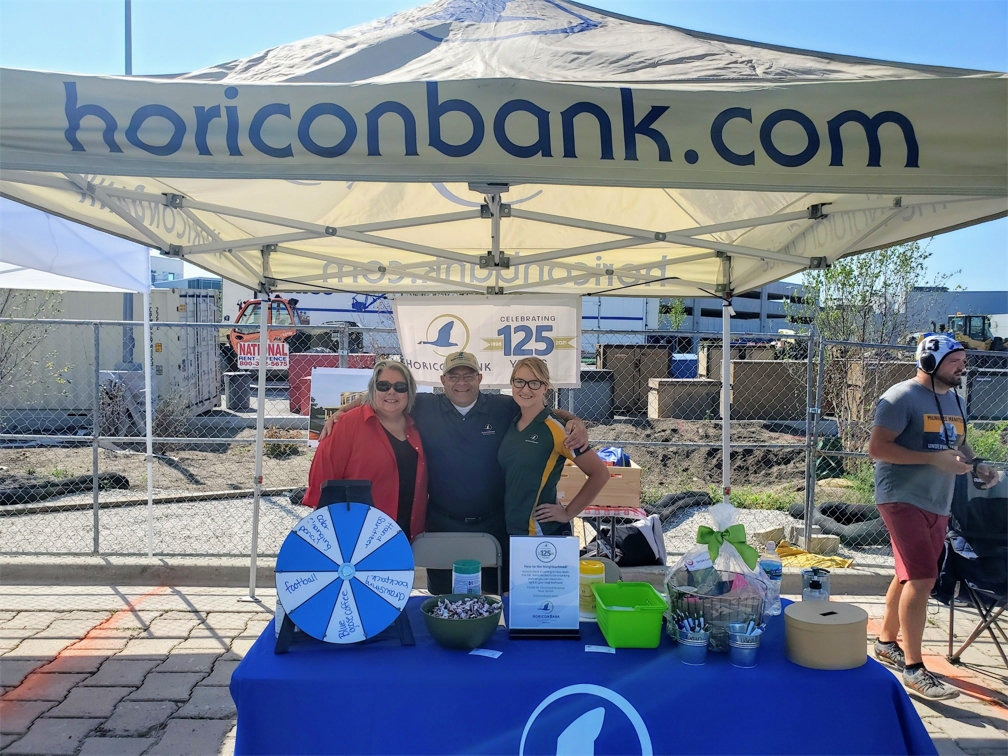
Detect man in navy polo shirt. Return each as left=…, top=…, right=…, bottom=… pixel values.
left=320, top=350, right=588, bottom=593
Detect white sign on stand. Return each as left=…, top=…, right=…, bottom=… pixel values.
left=509, top=536, right=580, bottom=639
left=307, top=368, right=372, bottom=446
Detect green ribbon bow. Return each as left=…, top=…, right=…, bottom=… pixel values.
left=696, top=524, right=760, bottom=570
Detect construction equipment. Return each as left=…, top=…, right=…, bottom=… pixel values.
left=946, top=313, right=1006, bottom=352
left=222, top=294, right=313, bottom=372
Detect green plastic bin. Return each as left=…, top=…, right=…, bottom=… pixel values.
left=592, top=582, right=667, bottom=649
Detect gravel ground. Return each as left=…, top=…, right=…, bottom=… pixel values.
left=0, top=416, right=889, bottom=563
left=0, top=492, right=893, bottom=566
left=0, top=496, right=304, bottom=556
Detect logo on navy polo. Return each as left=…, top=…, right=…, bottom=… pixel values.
left=525, top=433, right=540, bottom=445
left=482, top=423, right=495, bottom=436
left=519, top=684, right=653, bottom=756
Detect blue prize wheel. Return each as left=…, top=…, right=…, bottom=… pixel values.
left=275, top=503, right=414, bottom=644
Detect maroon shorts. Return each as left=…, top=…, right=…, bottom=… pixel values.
left=877, top=502, right=948, bottom=583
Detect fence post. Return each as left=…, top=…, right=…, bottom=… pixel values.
left=338, top=323, right=349, bottom=369
left=92, top=323, right=100, bottom=555
left=802, top=329, right=818, bottom=548
left=804, top=334, right=826, bottom=548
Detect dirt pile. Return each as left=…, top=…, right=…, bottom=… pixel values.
left=587, top=418, right=807, bottom=495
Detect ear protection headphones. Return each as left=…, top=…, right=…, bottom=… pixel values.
left=916, top=333, right=964, bottom=375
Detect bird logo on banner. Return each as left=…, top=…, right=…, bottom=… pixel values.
left=419, top=314, right=471, bottom=356
left=419, top=321, right=458, bottom=347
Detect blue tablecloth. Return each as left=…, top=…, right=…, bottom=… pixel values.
left=230, top=598, right=935, bottom=755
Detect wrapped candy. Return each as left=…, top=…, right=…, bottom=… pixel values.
left=429, top=595, right=500, bottom=620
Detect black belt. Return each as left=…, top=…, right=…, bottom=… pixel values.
left=430, top=507, right=495, bottom=526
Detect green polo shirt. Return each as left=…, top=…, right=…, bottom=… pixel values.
left=498, top=407, right=585, bottom=536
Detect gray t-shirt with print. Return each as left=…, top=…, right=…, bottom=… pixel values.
left=873, top=379, right=966, bottom=515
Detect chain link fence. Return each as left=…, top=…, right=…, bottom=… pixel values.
left=1, top=318, right=1005, bottom=572
left=804, top=340, right=1008, bottom=565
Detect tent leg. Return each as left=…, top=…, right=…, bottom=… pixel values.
left=92, top=323, right=100, bottom=555
left=246, top=286, right=269, bottom=601
left=721, top=299, right=731, bottom=505
left=143, top=290, right=154, bottom=558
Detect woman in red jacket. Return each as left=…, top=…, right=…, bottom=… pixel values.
left=304, top=360, right=427, bottom=540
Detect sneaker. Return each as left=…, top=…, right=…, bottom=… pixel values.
left=903, top=666, right=960, bottom=701
left=874, top=639, right=906, bottom=670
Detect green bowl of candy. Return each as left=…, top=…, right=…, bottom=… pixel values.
left=420, top=594, right=503, bottom=650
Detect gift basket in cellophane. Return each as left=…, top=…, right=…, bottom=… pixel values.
left=665, top=503, right=767, bottom=652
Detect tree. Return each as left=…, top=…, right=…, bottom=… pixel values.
left=786, top=241, right=954, bottom=458
left=658, top=297, right=688, bottom=330
left=0, top=288, right=66, bottom=385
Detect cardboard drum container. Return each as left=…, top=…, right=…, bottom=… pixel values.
left=785, top=602, right=868, bottom=670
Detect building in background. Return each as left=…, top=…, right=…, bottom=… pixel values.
left=153, top=277, right=221, bottom=292
left=150, top=253, right=183, bottom=285
left=906, top=287, right=1008, bottom=332
left=581, top=281, right=804, bottom=351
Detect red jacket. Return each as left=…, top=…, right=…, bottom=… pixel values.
left=303, top=404, right=427, bottom=539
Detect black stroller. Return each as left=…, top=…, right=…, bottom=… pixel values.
left=933, top=474, right=1007, bottom=667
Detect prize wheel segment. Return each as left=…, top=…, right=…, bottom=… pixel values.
left=276, top=502, right=414, bottom=644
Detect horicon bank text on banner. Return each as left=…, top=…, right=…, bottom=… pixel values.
left=393, top=295, right=581, bottom=388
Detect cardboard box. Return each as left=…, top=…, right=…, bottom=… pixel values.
left=785, top=601, right=868, bottom=670
left=557, top=460, right=642, bottom=509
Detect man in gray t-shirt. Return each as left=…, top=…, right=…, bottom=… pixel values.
left=873, top=380, right=969, bottom=516
left=867, top=334, right=996, bottom=701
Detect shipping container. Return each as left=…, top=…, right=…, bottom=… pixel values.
left=0, top=289, right=220, bottom=433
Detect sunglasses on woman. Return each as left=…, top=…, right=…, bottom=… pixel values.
left=375, top=380, right=409, bottom=393
left=511, top=378, right=545, bottom=390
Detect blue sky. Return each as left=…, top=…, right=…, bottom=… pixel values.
left=1, top=0, right=1005, bottom=291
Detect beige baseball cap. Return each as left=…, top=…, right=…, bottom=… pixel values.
left=442, top=351, right=480, bottom=374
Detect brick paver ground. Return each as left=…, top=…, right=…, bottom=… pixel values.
left=0, top=585, right=1004, bottom=755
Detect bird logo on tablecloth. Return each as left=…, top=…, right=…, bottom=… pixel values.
left=520, top=684, right=653, bottom=756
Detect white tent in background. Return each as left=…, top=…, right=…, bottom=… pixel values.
left=1, top=0, right=1005, bottom=592
left=0, top=198, right=156, bottom=556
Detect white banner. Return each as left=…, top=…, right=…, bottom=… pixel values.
left=2, top=69, right=1006, bottom=195
left=393, top=295, right=581, bottom=388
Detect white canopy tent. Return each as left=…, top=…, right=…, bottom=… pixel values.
left=1, top=0, right=1005, bottom=587
left=0, top=198, right=156, bottom=556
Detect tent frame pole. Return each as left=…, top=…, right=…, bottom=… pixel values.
left=721, top=296, right=732, bottom=505
left=144, top=289, right=154, bottom=558
left=8, top=169, right=971, bottom=293
left=92, top=323, right=100, bottom=555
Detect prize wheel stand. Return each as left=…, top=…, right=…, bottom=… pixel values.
left=274, top=480, right=415, bottom=653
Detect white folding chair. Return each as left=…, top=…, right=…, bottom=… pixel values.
left=411, top=532, right=504, bottom=595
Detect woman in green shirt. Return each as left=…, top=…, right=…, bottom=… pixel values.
left=497, top=357, right=609, bottom=537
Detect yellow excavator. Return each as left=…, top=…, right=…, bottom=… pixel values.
left=945, top=313, right=1006, bottom=352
